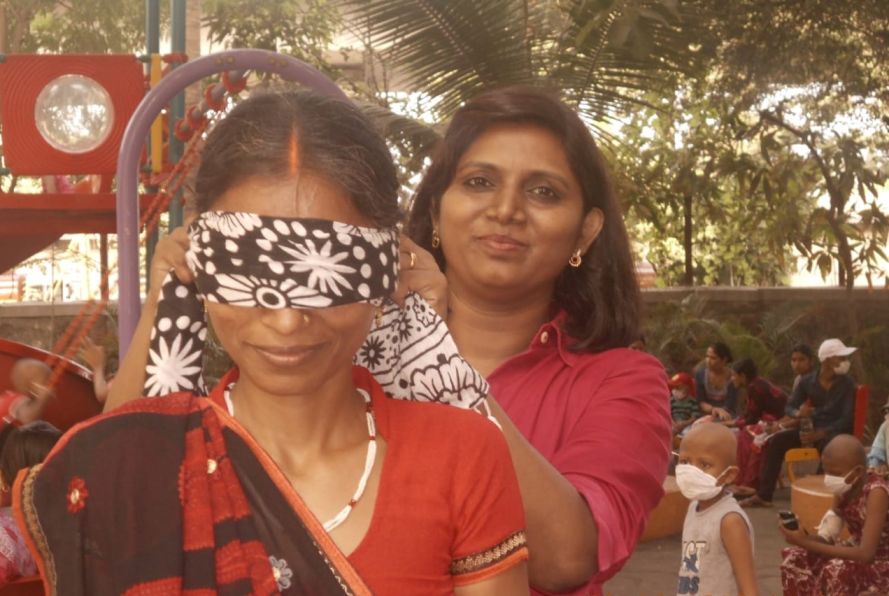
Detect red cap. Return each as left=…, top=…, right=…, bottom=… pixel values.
left=668, top=372, right=695, bottom=395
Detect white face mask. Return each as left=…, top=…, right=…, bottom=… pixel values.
left=675, top=464, right=731, bottom=501
left=823, top=470, right=857, bottom=496
left=833, top=360, right=851, bottom=375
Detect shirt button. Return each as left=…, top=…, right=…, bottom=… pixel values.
left=540, top=331, right=549, bottom=344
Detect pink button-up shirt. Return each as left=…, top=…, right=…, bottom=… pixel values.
left=488, top=314, right=671, bottom=595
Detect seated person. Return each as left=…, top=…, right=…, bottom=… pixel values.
left=695, top=342, right=738, bottom=421
left=670, top=372, right=700, bottom=437
left=730, top=358, right=787, bottom=498
left=780, top=434, right=889, bottom=595
left=0, top=421, right=62, bottom=585
left=741, top=339, right=857, bottom=508
left=867, top=396, right=889, bottom=477
left=675, top=423, right=759, bottom=596
left=790, top=344, right=815, bottom=394
left=731, top=358, right=787, bottom=427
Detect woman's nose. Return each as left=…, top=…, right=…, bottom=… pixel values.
left=487, top=186, right=526, bottom=224
left=260, top=308, right=309, bottom=334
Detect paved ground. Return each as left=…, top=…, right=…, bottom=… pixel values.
left=603, top=488, right=791, bottom=595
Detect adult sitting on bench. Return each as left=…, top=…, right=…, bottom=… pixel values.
left=740, top=339, right=857, bottom=508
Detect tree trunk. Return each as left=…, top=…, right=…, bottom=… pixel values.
left=0, top=4, right=8, bottom=54
left=683, top=193, right=693, bottom=286
left=184, top=0, right=202, bottom=108
left=826, top=211, right=865, bottom=381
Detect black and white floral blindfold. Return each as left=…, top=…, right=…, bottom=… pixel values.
left=145, top=211, right=496, bottom=425
left=187, top=211, right=399, bottom=309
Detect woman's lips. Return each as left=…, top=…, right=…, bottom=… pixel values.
left=251, top=343, right=322, bottom=367
left=475, top=234, right=528, bottom=254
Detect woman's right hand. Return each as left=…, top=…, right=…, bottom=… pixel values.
left=393, top=235, right=448, bottom=319
left=147, top=227, right=192, bottom=305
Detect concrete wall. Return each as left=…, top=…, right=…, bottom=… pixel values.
left=3, top=287, right=887, bottom=354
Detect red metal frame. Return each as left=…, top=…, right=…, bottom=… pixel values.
left=0, top=54, right=145, bottom=175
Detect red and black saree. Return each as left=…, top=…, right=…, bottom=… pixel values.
left=12, top=393, right=371, bottom=596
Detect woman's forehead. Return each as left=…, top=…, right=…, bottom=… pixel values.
left=211, top=173, right=373, bottom=227
left=459, top=124, right=573, bottom=175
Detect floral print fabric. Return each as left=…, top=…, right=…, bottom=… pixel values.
left=188, top=212, right=399, bottom=309
left=145, top=211, right=491, bottom=416
left=0, top=509, right=35, bottom=584
left=781, top=474, right=889, bottom=595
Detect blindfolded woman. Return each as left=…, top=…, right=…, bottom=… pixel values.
left=14, top=90, right=529, bottom=595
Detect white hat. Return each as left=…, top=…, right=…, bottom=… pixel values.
left=818, top=338, right=857, bottom=361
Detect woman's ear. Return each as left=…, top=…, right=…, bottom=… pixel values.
left=578, top=208, right=605, bottom=254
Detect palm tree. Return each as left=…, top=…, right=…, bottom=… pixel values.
left=337, top=0, right=708, bottom=135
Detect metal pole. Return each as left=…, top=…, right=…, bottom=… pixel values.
left=145, top=0, right=161, bottom=294
left=115, top=50, right=348, bottom=355
left=168, top=0, right=187, bottom=231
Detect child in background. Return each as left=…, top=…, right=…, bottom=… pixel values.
left=670, top=372, right=701, bottom=438
left=1, top=359, right=54, bottom=431
left=676, top=423, right=759, bottom=596
left=79, top=337, right=110, bottom=404
left=780, top=434, right=889, bottom=595
left=866, top=397, right=888, bottom=477
left=0, top=421, right=62, bottom=584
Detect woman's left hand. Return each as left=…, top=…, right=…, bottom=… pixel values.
left=393, top=235, right=448, bottom=319
left=779, top=522, right=809, bottom=547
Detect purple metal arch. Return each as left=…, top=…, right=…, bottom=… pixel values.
left=115, top=49, right=348, bottom=355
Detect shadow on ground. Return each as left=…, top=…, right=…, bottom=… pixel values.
left=604, top=488, right=790, bottom=595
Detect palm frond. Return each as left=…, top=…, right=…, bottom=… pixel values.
left=339, top=0, right=533, bottom=117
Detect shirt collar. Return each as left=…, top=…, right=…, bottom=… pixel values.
left=529, top=310, right=583, bottom=367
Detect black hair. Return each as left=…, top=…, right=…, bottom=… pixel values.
left=731, top=358, right=757, bottom=380
left=0, top=421, right=61, bottom=488
left=710, top=342, right=733, bottom=363
left=406, top=85, right=639, bottom=352
left=195, top=90, right=400, bottom=227
left=791, top=343, right=814, bottom=359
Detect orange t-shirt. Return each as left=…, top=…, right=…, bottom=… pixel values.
left=211, top=367, right=528, bottom=594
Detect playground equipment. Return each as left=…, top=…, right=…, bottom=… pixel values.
left=0, top=339, right=99, bottom=431
left=0, top=54, right=152, bottom=274
left=1, top=40, right=350, bottom=398
left=115, top=48, right=347, bottom=355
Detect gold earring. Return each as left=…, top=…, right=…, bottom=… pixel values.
left=374, top=306, right=383, bottom=327
left=569, top=250, right=583, bottom=268
left=431, top=229, right=441, bottom=249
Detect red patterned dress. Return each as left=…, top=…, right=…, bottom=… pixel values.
left=781, top=473, right=889, bottom=595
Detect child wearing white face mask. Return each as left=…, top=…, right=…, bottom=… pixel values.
left=675, top=423, right=759, bottom=595
left=780, top=434, right=889, bottom=594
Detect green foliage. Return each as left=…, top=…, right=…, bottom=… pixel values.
left=614, top=81, right=814, bottom=286
left=337, top=0, right=705, bottom=127
left=22, top=0, right=154, bottom=53
left=203, top=0, right=339, bottom=73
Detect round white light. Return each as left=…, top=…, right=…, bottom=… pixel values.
left=34, top=74, right=115, bottom=154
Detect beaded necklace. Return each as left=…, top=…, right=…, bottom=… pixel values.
left=224, top=384, right=377, bottom=533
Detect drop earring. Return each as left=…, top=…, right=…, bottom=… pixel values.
left=431, top=229, right=441, bottom=249
left=569, top=249, right=583, bottom=268
left=374, top=306, right=384, bottom=327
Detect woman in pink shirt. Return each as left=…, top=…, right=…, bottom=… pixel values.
left=403, top=86, right=672, bottom=595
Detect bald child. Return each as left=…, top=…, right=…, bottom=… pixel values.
left=676, top=423, right=759, bottom=595
left=5, top=359, right=54, bottom=426
left=780, top=434, right=889, bottom=593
